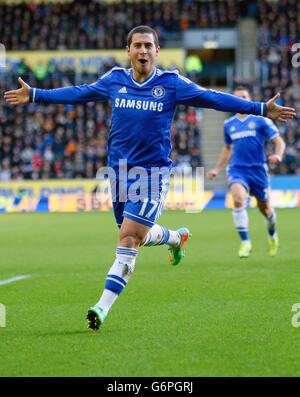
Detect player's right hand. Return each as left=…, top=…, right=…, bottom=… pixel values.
left=3, top=77, right=31, bottom=105
left=268, top=154, right=282, bottom=164
left=206, top=169, right=218, bottom=180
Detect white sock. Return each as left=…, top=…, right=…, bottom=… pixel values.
left=263, top=208, right=277, bottom=239
left=232, top=207, right=250, bottom=243
left=142, top=224, right=180, bottom=247
left=96, top=247, right=138, bottom=316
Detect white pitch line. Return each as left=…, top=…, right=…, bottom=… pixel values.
left=0, top=275, right=31, bottom=286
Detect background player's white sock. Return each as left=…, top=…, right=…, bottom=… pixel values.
left=263, top=208, right=277, bottom=240
left=232, top=207, right=250, bottom=243
left=95, top=247, right=138, bottom=316
left=142, top=224, right=180, bottom=248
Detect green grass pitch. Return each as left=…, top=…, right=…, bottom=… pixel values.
left=0, top=208, right=299, bottom=377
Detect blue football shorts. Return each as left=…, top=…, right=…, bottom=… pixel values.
left=110, top=168, right=170, bottom=228
left=226, top=164, right=270, bottom=202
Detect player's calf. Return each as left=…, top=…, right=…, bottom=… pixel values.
left=87, top=246, right=138, bottom=331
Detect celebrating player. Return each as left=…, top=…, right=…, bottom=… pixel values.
left=4, top=26, right=296, bottom=330
left=207, top=86, right=286, bottom=258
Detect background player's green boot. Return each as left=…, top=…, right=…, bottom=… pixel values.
left=168, top=227, right=191, bottom=266
left=268, top=236, right=279, bottom=257
left=238, top=242, right=252, bottom=258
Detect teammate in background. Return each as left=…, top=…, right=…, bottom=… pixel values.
left=207, top=86, right=286, bottom=258
left=4, top=27, right=295, bottom=330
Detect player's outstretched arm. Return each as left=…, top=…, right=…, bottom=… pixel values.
left=266, top=93, right=296, bottom=122
left=3, top=77, right=30, bottom=105
left=4, top=76, right=109, bottom=105
left=206, top=145, right=232, bottom=180
left=175, top=75, right=297, bottom=121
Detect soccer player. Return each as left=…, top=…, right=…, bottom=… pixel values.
left=4, top=27, right=295, bottom=330
left=206, top=86, right=286, bottom=258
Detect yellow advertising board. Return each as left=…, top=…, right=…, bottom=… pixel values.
left=6, top=49, right=184, bottom=73
left=0, top=179, right=101, bottom=197
left=0, top=177, right=204, bottom=212
left=0, top=179, right=298, bottom=213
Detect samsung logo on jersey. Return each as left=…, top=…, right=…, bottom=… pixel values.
left=231, top=130, right=257, bottom=140
left=114, top=98, right=163, bottom=112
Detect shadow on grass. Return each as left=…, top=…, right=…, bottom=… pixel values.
left=2, top=328, right=106, bottom=337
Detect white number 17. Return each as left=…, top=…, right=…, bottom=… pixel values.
left=138, top=198, right=159, bottom=218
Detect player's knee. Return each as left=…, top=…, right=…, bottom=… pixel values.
left=233, top=195, right=245, bottom=208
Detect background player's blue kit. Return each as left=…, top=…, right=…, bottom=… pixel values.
left=30, top=67, right=268, bottom=225
left=224, top=114, right=279, bottom=201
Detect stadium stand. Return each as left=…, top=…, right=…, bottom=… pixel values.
left=254, top=0, right=300, bottom=175
left=0, top=0, right=238, bottom=50
left=0, top=0, right=299, bottom=180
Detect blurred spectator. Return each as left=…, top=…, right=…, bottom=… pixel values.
left=0, top=160, right=12, bottom=181
left=185, top=54, right=203, bottom=79
left=33, top=62, right=48, bottom=82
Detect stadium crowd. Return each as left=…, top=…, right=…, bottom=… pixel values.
left=253, top=0, right=300, bottom=175
left=0, top=0, right=239, bottom=51
left=0, top=0, right=299, bottom=180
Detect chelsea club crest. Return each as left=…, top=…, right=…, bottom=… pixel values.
left=152, top=86, right=165, bottom=99
left=248, top=121, right=256, bottom=129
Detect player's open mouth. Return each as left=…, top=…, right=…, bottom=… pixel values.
left=139, top=59, right=148, bottom=65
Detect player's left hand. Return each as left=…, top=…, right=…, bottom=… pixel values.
left=266, top=93, right=296, bottom=122
left=268, top=154, right=282, bottom=164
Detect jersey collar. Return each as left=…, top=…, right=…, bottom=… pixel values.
left=130, top=67, right=157, bottom=87
left=235, top=114, right=252, bottom=122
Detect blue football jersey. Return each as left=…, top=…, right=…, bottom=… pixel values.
left=224, top=114, right=280, bottom=167
left=30, top=67, right=267, bottom=170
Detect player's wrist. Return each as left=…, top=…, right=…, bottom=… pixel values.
left=261, top=102, right=267, bottom=117
left=29, top=88, right=36, bottom=103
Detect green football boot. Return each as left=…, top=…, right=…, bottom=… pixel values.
left=238, top=241, right=252, bottom=258
left=86, top=306, right=106, bottom=331
left=268, top=236, right=279, bottom=257
left=168, top=227, right=191, bottom=266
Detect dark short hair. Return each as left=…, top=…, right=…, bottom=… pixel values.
left=233, top=85, right=251, bottom=95
left=127, top=25, right=159, bottom=48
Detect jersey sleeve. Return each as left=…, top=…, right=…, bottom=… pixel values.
left=175, top=74, right=266, bottom=117
left=30, top=70, right=111, bottom=104
left=223, top=122, right=232, bottom=145
left=261, top=117, right=280, bottom=140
